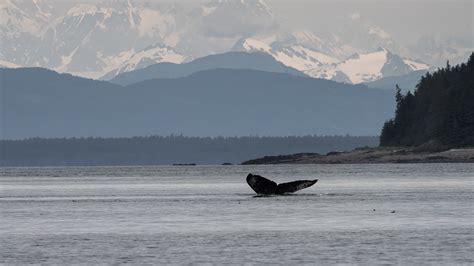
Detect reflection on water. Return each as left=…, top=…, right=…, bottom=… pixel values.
left=1, top=164, right=473, bottom=264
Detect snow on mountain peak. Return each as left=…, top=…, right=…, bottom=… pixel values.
left=231, top=34, right=426, bottom=84
left=304, top=48, right=429, bottom=84
left=337, top=49, right=388, bottom=83
left=233, top=36, right=340, bottom=72
left=123, top=44, right=186, bottom=67
left=290, top=45, right=339, bottom=65
left=101, top=44, right=187, bottom=80
left=403, top=59, right=429, bottom=71
left=235, top=38, right=272, bottom=53
left=66, top=4, right=98, bottom=17
left=0, top=0, right=435, bottom=83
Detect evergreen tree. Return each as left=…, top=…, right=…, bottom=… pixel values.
left=380, top=53, right=474, bottom=148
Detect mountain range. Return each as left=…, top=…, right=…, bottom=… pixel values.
left=1, top=67, right=395, bottom=139
left=233, top=39, right=429, bottom=83
left=107, top=51, right=305, bottom=85
left=2, top=0, right=467, bottom=84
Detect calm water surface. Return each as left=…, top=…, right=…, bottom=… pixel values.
left=1, top=164, right=473, bottom=264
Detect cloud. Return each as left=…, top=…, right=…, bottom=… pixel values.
left=197, top=0, right=278, bottom=38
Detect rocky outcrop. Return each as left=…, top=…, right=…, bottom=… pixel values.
left=241, top=147, right=474, bottom=165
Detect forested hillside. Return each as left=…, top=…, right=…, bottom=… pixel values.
left=1, top=67, right=394, bottom=138
left=380, top=53, right=474, bottom=147
left=0, top=135, right=378, bottom=166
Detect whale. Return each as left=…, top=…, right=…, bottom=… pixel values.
left=246, top=173, right=318, bottom=195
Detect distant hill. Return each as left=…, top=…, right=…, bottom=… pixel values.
left=0, top=135, right=379, bottom=166
left=106, top=51, right=306, bottom=85
left=1, top=67, right=394, bottom=139
left=365, top=70, right=428, bottom=92
left=380, top=53, right=474, bottom=148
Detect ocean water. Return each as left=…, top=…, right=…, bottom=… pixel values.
left=1, top=164, right=473, bottom=264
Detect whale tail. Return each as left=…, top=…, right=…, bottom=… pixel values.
left=246, top=173, right=318, bottom=195
left=276, top=179, right=318, bottom=194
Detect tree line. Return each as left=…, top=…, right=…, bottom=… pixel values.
left=380, top=53, right=474, bottom=148
left=0, top=135, right=378, bottom=166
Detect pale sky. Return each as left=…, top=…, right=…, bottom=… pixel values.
left=267, top=0, right=473, bottom=46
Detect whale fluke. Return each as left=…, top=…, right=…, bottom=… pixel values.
left=246, top=173, right=318, bottom=195
left=246, top=174, right=277, bottom=194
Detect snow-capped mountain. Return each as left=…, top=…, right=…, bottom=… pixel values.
left=0, top=0, right=191, bottom=78
left=233, top=36, right=429, bottom=83
left=232, top=37, right=339, bottom=72
left=101, top=44, right=187, bottom=80
left=0, top=0, right=454, bottom=83
left=275, top=30, right=358, bottom=60
left=0, top=0, right=281, bottom=78
left=306, top=48, right=429, bottom=84
left=47, top=1, right=182, bottom=78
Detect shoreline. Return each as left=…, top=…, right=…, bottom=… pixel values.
left=241, top=147, right=474, bottom=165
